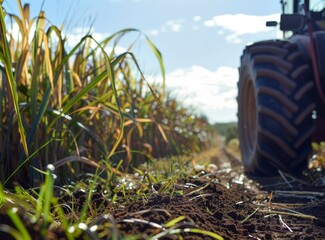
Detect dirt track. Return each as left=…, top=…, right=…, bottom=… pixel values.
left=109, top=147, right=325, bottom=239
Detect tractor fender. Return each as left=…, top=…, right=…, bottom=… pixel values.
left=288, top=35, right=313, bottom=61
left=289, top=33, right=325, bottom=76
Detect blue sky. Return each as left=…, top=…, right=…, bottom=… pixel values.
left=4, top=0, right=282, bottom=122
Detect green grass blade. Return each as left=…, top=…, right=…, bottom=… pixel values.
left=4, top=139, right=56, bottom=186
left=48, top=35, right=110, bottom=129
left=42, top=166, right=55, bottom=226
left=186, top=228, right=224, bottom=240
left=0, top=224, right=26, bottom=240
left=145, top=36, right=165, bottom=99
left=7, top=208, right=32, bottom=240
left=117, top=51, right=171, bottom=121
left=97, top=28, right=139, bottom=55
left=164, top=216, right=186, bottom=228
left=239, top=207, right=260, bottom=224
left=27, top=85, right=51, bottom=143
left=0, top=4, right=28, bottom=155
left=90, top=38, right=126, bottom=158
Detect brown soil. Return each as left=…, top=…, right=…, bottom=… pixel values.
left=1, top=147, right=325, bottom=240
left=106, top=148, right=325, bottom=240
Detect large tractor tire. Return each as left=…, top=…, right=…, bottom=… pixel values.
left=238, top=40, right=315, bottom=176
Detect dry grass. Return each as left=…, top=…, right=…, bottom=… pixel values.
left=0, top=1, right=217, bottom=187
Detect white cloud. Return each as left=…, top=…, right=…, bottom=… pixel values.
left=166, top=65, right=238, bottom=122
left=63, top=27, right=128, bottom=56
left=6, top=22, right=127, bottom=56
left=64, top=27, right=111, bottom=48
left=148, top=19, right=185, bottom=36
left=193, top=15, right=202, bottom=22
left=192, top=15, right=202, bottom=31
left=150, top=30, right=159, bottom=36
left=166, top=20, right=183, bottom=32
left=105, top=46, right=127, bottom=55
left=226, top=34, right=242, bottom=44
left=203, top=13, right=280, bottom=44
left=5, top=21, right=36, bottom=44
left=203, top=19, right=215, bottom=27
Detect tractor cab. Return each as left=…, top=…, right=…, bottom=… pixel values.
left=283, top=0, right=325, bottom=14
left=268, top=0, right=325, bottom=33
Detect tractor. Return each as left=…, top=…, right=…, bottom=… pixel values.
left=237, top=0, right=325, bottom=176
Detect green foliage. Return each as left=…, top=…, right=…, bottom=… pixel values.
left=213, top=122, right=238, bottom=143
left=224, top=125, right=238, bottom=143
left=0, top=1, right=215, bottom=187
left=0, top=1, right=223, bottom=239
left=6, top=208, right=32, bottom=240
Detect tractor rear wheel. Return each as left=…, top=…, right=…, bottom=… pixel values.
left=238, top=40, right=315, bottom=176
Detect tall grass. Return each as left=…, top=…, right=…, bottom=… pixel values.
left=0, top=1, right=214, bottom=187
